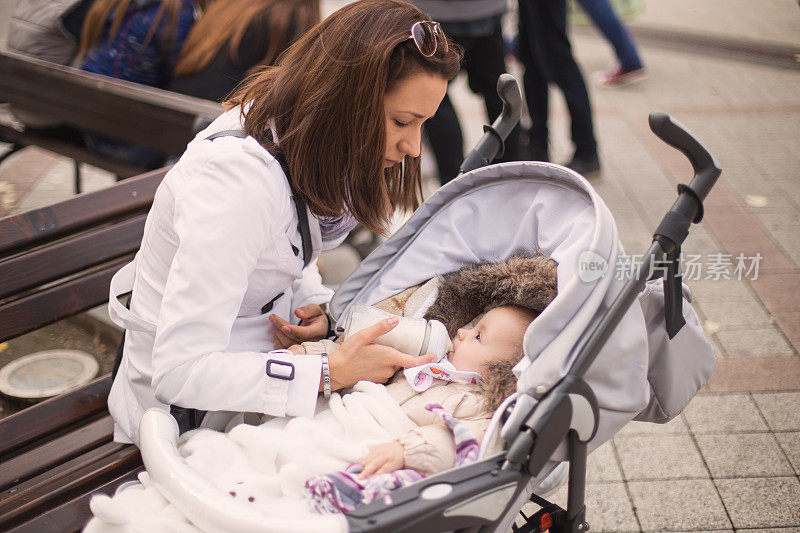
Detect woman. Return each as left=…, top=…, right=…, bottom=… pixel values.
left=78, top=0, right=202, bottom=87
left=169, top=0, right=320, bottom=102
left=77, top=0, right=204, bottom=167
left=108, top=0, right=463, bottom=445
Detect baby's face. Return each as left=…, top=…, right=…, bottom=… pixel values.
left=447, top=307, right=528, bottom=374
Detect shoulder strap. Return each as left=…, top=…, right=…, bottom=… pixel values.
left=205, top=129, right=312, bottom=268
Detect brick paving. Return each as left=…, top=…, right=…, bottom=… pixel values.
left=1, top=0, right=798, bottom=530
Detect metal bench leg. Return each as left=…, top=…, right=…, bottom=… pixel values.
left=74, top=160, right=82, bottom=194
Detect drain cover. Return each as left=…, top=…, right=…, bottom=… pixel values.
left=0, top=350, right=99, bottom=399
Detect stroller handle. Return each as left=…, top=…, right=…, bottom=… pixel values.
left=649, top=111, right=722, bottom=203
left=495, top=74, right=523, bottom=140
left=459, top=74, right=523, bottom=174
left=568, top=112, right=722, bottom=378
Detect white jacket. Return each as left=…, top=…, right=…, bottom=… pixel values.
left=108, top=108, right=337, bottom=445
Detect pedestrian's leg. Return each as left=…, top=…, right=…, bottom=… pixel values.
left=517, top=0, right=550, bottom=160
left=576, top=0, right=642, bottom=70
left=424, top=92, right=465, bottom=184
left=542, top=0, right=598, bottom=164
left=463, top=19, right=522, bottom=162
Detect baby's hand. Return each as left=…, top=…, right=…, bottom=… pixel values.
left=360, top=440, right=404, bottom=478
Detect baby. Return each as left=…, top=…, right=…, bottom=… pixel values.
left=359, top=304, right=538, bottom=478
left=302, top=253, right=558, bottom=512
left=300, top=304, right=539, bottom=514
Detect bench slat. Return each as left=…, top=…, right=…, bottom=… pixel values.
left=0, top=258, right=130, bottom=341
left=0, top=50, right=222, bottom=116
left=0, top=442, right=137, bottom=520
left=0, top=50, right=221, bottom=154
left=0, top=152, right=170, bottom=528
left=6, top=468, right=142, bottom=533
left=0, top=125, right=146, bottom=178
left=0, top=215, right=146, bottom=300
left=0, top=375, right=112, bottom=457
left=0, top=168, right=164, bottom=255
left=0, top=416, right=114, bottom=490
left=0, top=440, right=129, bottom=504
left=0, top=447, right=142, bottom=531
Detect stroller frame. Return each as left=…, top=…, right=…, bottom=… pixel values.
left=341, top=87, right=722, bottom=532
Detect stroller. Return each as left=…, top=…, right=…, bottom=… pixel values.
left=132, top=75, right=720, bottom=532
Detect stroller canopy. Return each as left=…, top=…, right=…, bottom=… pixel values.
left=330, top=161, right=650, bottom=450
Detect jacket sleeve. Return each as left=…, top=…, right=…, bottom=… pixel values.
left=149, top=146, right=319, bottom=419
left=399, top=417, right=491, bottom=476
left=291, top=260, right=334, bottom=313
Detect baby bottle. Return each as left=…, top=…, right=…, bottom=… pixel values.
left=342, top=305, right=452, bottom=360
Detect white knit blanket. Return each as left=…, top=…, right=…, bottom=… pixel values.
left=85, top=381, right=415, bottom=532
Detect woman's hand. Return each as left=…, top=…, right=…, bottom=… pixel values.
left=361, top=440, right=404, bottom=478
left=326, top=316, right=436, bottom=391
left=270, top=304, right=329, bottom=348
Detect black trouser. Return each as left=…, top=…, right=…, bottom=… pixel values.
left=425, top=18, right=522, bottom=184
left=517, top=0, right=597, bottom=160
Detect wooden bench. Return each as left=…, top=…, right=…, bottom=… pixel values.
left=0, top=168, right=167, bottom=532
left=0, top=49, right=222, bottom=193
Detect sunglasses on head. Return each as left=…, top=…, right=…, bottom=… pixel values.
left=409, top=20, right=448, bottom=57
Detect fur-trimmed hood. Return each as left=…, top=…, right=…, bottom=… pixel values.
left=424, top=253, right=558, bottom=338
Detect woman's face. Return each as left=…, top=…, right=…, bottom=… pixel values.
left=384, top=72, right=448, bottom=168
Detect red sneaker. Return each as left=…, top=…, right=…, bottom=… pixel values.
left=595, top=64, right=647, bottom=87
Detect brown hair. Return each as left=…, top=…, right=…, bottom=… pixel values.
left=480, top=305, right=538, bottom=413
left=225, top=0, right=463, bottom=233
left=173, top=0, right=319, bottom=78
left=78, top=0, right=205, bottom=60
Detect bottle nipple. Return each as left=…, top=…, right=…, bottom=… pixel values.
left=423, top=320, right=452, bottom=361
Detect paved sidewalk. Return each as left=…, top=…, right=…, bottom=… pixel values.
left=1, top=1, right=798, bottom=531
left=627, top=0, right=800, bottom=49
left=508, top=6, right=800, bottom=530
left=502, top=14, right=800, bottom=530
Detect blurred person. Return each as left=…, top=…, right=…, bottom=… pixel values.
left=7, top=0, right=86, bottom=66
left=5, top=0, right=91, bottom=131
left=78, top=0, right=204, bottom=87
left=517, top=0, right=600, bottom=175
left=169, top=0, right=320, bottom=102
left=408, top=0, right=521, bottom=185
left=76, top=0, right=205, bottom=167
left=576, top=0, right=646, bottom=87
